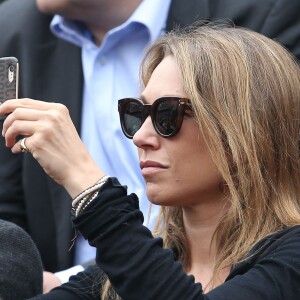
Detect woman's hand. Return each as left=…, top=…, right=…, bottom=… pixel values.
left=0, top=99, right=104, bottom=197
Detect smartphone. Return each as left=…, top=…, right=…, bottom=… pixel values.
left=0, top=56, right=19, bottom=120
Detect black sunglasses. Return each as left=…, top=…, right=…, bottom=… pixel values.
left=118, top=97, right=192, bottom=139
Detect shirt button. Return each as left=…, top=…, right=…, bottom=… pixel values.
left=99, top=56, right=107, bottom=65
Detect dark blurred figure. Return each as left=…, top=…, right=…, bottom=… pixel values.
left=0, top=219, right=43, bottom=300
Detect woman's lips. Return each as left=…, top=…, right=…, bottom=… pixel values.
left=140, top=160, right=168, bottom=176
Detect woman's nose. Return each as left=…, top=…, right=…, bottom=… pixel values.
left=133, top=116, right=160, bottom=149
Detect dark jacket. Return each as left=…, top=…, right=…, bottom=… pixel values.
left=30, top=178, right=300, bottom=299
left=0, top=0, right=300, bottom=272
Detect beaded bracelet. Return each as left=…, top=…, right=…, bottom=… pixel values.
left=74, top=190, right=100, bottom=217
left=72, top=176, right=109, bottom=217
left=72, top=175, right=110, bottom=208
left=72, top=194, right=91, bottom=217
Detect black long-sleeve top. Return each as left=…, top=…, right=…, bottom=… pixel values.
left=31, top=178, right=300, bottom=299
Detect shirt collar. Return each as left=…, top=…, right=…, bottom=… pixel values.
left=50, top=16, right=91, bottom=47
left=123, top=0, right=172, bottom=42
left=50, top=0, right=172, bottom=47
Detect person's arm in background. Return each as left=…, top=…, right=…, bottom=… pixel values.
left=0, top=136, right=26, bottom=228
left=32, top=265, right=103, bottom=300
left=43, top=259, right=95, bottom=293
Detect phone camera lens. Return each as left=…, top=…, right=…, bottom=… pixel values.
left=9, top=65, right=15, bottom=72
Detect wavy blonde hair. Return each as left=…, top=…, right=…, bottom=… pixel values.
left=101, top=23, right=300, bottom=298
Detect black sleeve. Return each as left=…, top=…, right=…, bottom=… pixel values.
left=72, top=177, right=300, bottom=300
left=28, top=265, right=103, bottom=300
left=0, top=140, right=26, bottom=229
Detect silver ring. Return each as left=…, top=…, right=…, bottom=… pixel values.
left=20, top=138, right=30, bottom=153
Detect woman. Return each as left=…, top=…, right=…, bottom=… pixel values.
left=0, top=24, right=300, bottom=299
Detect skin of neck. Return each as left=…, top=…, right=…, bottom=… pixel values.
left=182, top=196, right=230, bottom=289
left=74, top=1, right=142, bottom=46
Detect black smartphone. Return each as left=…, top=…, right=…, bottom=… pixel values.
left=0, top=56, right=19, bottom=120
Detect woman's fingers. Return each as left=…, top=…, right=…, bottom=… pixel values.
left=2, top=107, right=41, bottom=135
left=1, top=98, right=104, bottom=196
left=1, top=99, right=64, bottom=135
left=12, top=137, right=31, bottom=154
left=5, top=120, right=36, bottom=149
left=0, top=98, right=55, bottom=114
left=2, top=99, right=70, bottom=146
left=0, top=98, right=53, bottom=138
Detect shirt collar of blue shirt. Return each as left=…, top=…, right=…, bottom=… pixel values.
left=50, top=0, right=172, bottom=49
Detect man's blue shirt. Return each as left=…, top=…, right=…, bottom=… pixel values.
left=51, top=0, right=172, bottom=265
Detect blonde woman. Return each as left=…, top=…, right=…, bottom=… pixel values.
left=1, top=24, right=300, bottom=299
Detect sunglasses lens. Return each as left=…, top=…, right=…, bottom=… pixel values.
left=119, top=97, right=189, bottom=139
left=122, top=101, right=143, bottom=137
left=155, top=100, right=179, bottom=136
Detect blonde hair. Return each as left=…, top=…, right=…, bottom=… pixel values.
left=101, top=23, right=300, bottom=298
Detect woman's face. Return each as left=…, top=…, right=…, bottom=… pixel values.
left=133, top=56, right=224, bottom=208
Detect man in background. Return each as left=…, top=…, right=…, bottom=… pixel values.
left=0, top=0, right=299, bottom=292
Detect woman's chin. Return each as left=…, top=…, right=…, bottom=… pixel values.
left=146, top=183, right=174, bottom=206
left=146, top=183, right=163, bottom=205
